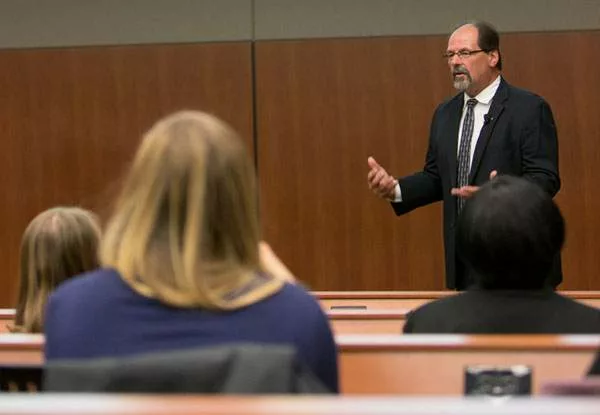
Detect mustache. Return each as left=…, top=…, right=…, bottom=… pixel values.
left=452, top=66, right=470, bottom=77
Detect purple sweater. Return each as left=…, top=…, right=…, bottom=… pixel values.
left=44, top=268, right=338, bottom=392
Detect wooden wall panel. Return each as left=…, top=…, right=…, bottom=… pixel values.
left=501, top=31, right=600, bottom=290
left=255, top=37, right=450, bottom=291
left=1, top=31, right=598, bottom=304
left=255, top=31, right=600, bottom=291
left=0, top=42, right=253, bottom=307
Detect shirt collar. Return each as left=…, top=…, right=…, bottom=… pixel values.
left=463, top=75, right=501, bottom=106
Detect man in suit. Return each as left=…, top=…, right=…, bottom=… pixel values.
left=367, top=21, right=560, bottom=289
left=402, top=176, right=600, bottom=334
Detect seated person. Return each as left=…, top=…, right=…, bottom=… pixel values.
left=44, top=111, right=338, bottom=392
left=11, top=206, right=100, bottom=333
left=404, top=175, right=600, bottom=334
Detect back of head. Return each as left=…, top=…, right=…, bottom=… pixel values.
left=456, top=176, right=564, bottom=289
left=471, top=20, right=502, bottom=70
left=100, top=111, right=283, bottom=310
left=14, top=207, right=101, bottom=333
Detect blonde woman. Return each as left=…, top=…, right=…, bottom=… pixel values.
left=44, top=111, right=338, bottom=392
left=12, top=207, right=100, bottom=333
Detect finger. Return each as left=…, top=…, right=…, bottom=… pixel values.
left=451, top=187, right=471, bottom=198
left=489, top=170, right=498, bottom=180
left=367, top=165, right=384, bottom=187
left=372, top=170, right=388, bottom=187
left=375, top=176, right=394, bottom=195
left=367, top=168, right=379, bottom=183
left=368, top=169, right=385, bottom=190
left=460, top=186, right=480, bottom=198
left=367, top=156, right=381, bottom=170
left=383, top=176, right=397, bottom=191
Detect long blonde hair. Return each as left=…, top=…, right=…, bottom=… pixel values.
left=13, top=207, right=101, bottom=333
left=100, top=111, right=283, bottom=309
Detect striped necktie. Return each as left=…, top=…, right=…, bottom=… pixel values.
left=456, top=98, right=478, bottom=213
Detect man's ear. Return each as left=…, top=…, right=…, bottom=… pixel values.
left=488, top=50, right=499, bottom=68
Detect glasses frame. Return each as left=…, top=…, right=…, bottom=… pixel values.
left=443, top=49, right=488, bottom=60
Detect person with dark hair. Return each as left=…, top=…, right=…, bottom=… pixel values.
left=402, top=176, right=600, bottom=334
left=367, top=21, right=561, bottom=290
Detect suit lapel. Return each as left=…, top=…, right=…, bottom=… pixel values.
left=446, top=95, right=464, bottom=189
left=468, top=80, right=508, bottom=183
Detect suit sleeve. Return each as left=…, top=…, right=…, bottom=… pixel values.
left=392, top=107, right=444, bottom=216
left=520, top=99, right=561, bottom=196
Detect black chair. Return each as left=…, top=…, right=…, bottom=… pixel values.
left=44, top=344, right=330, bottom=394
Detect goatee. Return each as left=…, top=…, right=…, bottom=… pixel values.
left=452, top=67, right=472, bottom=91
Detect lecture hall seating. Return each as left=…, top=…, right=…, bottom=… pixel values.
left=0, top=334, right=598, bottom=395
left=315, top=291, right=600, bottom=310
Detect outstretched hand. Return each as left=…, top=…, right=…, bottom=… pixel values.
left=451, top=170, right=497, bottom=199
left=367, top=156, right=398, bottom=201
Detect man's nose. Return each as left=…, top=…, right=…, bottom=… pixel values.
left=449, top=55, right=461, bottom=66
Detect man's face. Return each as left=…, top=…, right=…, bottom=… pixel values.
left=446, top=24, right=498, bottom=96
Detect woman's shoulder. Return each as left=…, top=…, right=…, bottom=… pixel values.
left=51, top=267, right=125, bottom=301
left=258, top=282, right=328, bottom=322
left=271, top=282, right=321, bottom=306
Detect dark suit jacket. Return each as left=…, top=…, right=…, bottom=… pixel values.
left=392, top=78, right=561, bottom=289
left=403, top=290, right=600, bottom=334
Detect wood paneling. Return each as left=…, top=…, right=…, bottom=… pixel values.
left=339, top=334, right=600, bottom=394
left=255, top=36, right=451, bottom=291
left=501, top=31, right=600, bottom=289
left=255, top=31, right=600, bottom=290
left=1, top=31, right=599, bottom=302
left=0, top=42, right=253, bottom=307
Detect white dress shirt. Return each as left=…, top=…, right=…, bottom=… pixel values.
left=393, top=75, right=501, bottom=202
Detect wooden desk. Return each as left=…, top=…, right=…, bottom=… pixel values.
left=2, top=291, right=599, bottom=335
left=316, top=291, right=600, bottom=310
left=0, top=334, right=597, bottom=396
left=0, top=334, right=43, bottom=364
left=0, top=309, right=15, bottom=333
left=0, top=309, right=409, bottom=336
left=338, top=334, right=600, bottom=395
left=327, top=310, right=408, bottom=334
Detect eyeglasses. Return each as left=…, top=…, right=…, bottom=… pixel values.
left=443, top=49, right=487, bottom=60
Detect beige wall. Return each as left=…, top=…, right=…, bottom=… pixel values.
left=0, top=0, right=598, bottom=48
left=0, top=0, right=253, bottom=47
left=254, top=0, right=600, bottom=39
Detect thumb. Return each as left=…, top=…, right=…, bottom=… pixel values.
left=489, top=170, right=498, bottom=180
left=367, top=156, right=381, bottom=170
